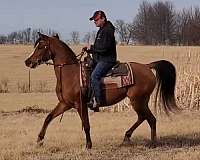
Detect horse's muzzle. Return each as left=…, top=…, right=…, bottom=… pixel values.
left=25, top=58, right=37, bottom=68
left=25, top=58, right=31, bottom=67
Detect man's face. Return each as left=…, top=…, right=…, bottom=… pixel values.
left=94, top=16, right=105, bottom=27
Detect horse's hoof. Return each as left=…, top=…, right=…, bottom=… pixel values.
left=121, top=137, right=133, bottom=146
left=86, top=142, right=92, bottom=149
left=37, top=138, right=44, bottom=147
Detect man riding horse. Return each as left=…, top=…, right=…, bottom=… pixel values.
left=25, top=31, right=178, bottom=149
left=83, top=10, right=117, bottom=112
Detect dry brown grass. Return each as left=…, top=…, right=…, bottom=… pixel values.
left=0, top=44, right=200, bottom=159
left=1, top=111, right=200, bottom=160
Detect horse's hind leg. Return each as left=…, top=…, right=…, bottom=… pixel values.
left=123, top=98, right=146, bottom=144
left=145, top=106, right=157, bottom=142
left=37, top=102, right=71, bottom=145
left=123, top=96, right=157, bottom=144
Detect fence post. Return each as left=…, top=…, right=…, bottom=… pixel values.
left=28, top=69, right=31, bottom=92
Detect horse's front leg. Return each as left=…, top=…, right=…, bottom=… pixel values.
left=77, top=103, right=92, bottom=149
left=37, top=102, right=71, bottom=145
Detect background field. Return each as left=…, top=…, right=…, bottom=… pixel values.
left=0, top=45, right=200, bottom=160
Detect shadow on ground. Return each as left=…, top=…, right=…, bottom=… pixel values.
left=156, top=133, right=200, bottom=148
left=121, top=132, right=200, bottom=149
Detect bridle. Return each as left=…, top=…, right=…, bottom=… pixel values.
left=40, top=41, right=86, bottom=67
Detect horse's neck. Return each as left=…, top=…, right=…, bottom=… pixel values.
left=52, top=41, right=78, bottom=65
left=53, top=53, right=77, bottom=66
left=51, top=42, right=80, bottom=82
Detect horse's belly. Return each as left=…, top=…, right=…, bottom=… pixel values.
left=102, top=87, right=127, bottom=106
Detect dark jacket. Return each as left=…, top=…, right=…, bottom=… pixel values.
left=89, top=21, right=117, bottom=63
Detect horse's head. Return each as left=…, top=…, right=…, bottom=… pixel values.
left=25, top=32, right=57, bottom=68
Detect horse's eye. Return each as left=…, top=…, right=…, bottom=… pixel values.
left=38, top=45, right=42, bottom=49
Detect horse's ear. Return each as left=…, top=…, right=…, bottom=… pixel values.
left=38, top=32, right=49, bottom=40
left=53, top=33, right=60, bottom=40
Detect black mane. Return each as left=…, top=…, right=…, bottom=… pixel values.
left=34, top=37, right=41, bottom=48
left=58, top=39, right=78, bottom=62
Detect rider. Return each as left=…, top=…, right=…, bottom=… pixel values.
left=83, top=10, right=117, bottom=111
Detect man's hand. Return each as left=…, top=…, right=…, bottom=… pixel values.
left=82, top=44, right=92, bottom=53
left=82, top=46, right=88, bottom=52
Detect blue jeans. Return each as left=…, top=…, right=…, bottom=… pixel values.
left=91, top=61, right=115, bottom=103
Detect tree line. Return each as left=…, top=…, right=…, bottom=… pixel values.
left=0, top=28, right=58, bottom=44
left=0, top=0, right=200, bottom=46
left=115, top=1, right=200, bottom=45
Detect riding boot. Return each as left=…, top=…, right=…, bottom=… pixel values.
left=88, top=97, right=99, bottom=112
left=87, top=89, right=100, bottom=112
left=92, top=96, right=101, bottom=112
left=86, top=87, right=95, bottom=109
left=87, top=97, right=100, bottom=112
left=87, top=86, right=93, bottom=102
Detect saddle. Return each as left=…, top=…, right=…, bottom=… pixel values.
left=80, top=60, right=135, bottom=89
left=105, top=61, right=129, bottom=77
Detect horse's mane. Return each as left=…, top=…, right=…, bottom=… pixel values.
left=58, top=40, right=78, bottom=62
left=34, top=38, right=41, bottom=48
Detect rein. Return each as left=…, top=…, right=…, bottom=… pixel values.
left=44, top=50, right=86, bottom=66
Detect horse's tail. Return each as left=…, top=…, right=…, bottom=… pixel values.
left=148, top=60, right=180, bottom=115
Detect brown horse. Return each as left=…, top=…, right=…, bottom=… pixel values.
left=25, top=32, right=179, bottom=149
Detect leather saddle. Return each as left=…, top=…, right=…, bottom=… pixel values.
left=105, top=61, right=129, bottom=77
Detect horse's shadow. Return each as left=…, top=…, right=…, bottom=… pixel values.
left=122, top=132, right=200, bottom=149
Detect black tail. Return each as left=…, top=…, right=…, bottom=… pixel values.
left=148, top=60, right=179, bottom=115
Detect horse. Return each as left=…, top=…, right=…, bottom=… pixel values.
left=25, top=32, right=179, bottom=149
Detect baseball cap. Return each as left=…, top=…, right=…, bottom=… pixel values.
left=89, top=10, right=106, bottom=21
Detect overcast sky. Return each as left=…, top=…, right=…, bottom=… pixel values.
left=0, top=0, right=199, bottom=39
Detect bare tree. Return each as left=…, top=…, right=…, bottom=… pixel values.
left=82, top=32, right=91, bottom=43
left=21, top=28, right=31, bottom=44
left=32, top=29, right=39, bottom=43
left=90, top=31, right=96, bottom=43
left=175, top=7, right=200, bottom=45
left=152, top=1, right=176, bottom=45
left=186, top=7, right=200, bottom=45
left=191, top=7, right=200, bottom=45
left=0, top=35, right=7, bottom=44
left=70, top=31, right=80, bottom=45
left=175, top=9, right=191, bottom=45
left=133, top=1, right=153, bottom=44
left=133, top=0, right=177, bottom=45
left=115, top=19, right=133, bottom=44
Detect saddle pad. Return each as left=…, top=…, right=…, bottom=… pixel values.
left=80, top=62, right=134, bottom=89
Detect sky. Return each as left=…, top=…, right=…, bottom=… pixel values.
left=0, top=0, right=199, bottom=39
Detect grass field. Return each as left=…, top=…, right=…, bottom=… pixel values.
left=1, top=111, right=200, bottom=160
left=0, top=44, right=200, bottom=159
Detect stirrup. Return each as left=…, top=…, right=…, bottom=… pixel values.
left=87, top=98, right=100, bottom=112
left=92, top=103, right=100, bottom=112
left=87, top=101, right=93, bottom=109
